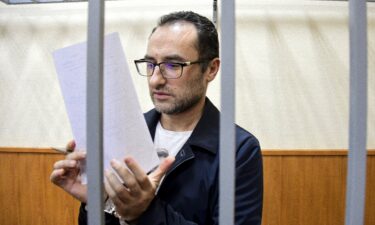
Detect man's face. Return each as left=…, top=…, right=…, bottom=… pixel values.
left=145, top=22, right=207, bottom=115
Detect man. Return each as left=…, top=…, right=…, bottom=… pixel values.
left=50, top=11, right=263, bottom=225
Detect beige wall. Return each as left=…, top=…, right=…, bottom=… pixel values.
left=0, top=0, right=374, bottom=149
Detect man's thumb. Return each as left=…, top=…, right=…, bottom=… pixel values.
left=151, top=156, right=175, bottom=183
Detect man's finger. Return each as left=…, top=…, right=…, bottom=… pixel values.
left=103, top=178, right=125, bottom=211
left=124, top=157, right=151, bottom=190
left=110, top=159, right=141, bottom=193
left=104, top=170, right=134, bottom=214
left=104, top=174, right=116, bottom=198
left=53, top=159, right=78, bottom=169
left=50, top=168, right=65, bottom=183
left=150, top=156, right=175, bottom=185
left=66, top=140, right=76, bottom=151
left=105, top=169, right=132, bottom=199
left=66, top=151, right=86, bottom=160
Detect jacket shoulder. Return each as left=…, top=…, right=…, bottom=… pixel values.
left=235, top=125, right=260, bottom=149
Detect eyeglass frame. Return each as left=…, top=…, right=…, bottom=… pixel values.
left=134, top=59, right=205, bottom=79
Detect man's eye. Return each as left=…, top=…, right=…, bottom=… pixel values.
left=146, top=63, right=154, bottom=69
left=164, top=63, right=180, bottom=70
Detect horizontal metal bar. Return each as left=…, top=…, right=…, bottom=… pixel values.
left=3, top=0, right=375, bottom=4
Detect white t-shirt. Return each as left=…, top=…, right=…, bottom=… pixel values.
left=154, top=121, right=193, bottom=158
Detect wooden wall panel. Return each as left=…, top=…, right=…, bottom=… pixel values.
left=0, top=150, right=80, bottom=225
left=281, top=156, right=345, bottom=225
left=0, top=152, right=20, bottom=225
left=0, top=148, right=374, bottom=225
left=365, top=156, right=375, bottom=225
left=262, top=156, right=282, bottom=225
left=262, top=151, right=374, bottom=225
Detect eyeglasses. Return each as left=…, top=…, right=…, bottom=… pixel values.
left=134, top=59, right=203, bottom=79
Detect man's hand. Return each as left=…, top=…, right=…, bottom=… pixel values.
left=50, top=140, right=87, bottom=203
left=104, top=156, right=175, bottom=222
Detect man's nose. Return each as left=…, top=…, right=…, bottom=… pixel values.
left=148, top=66, right=167, bottom=87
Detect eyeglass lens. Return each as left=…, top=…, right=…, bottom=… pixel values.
left=137, top=62, right=182, bottom=78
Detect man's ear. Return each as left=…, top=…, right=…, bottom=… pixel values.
left=205, top=58, right=220, bottom=82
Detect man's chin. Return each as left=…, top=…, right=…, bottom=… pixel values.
left=154, top=102, right=174, bottom=114
left=153, top=96, right=203, bottom=115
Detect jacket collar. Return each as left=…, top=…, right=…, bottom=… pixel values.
left=144, top=97, right=219, bottom=155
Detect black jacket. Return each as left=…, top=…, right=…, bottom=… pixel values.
left=79, top=98, right=263, bottom=225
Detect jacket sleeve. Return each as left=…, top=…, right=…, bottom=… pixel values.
left=234, top=135, right=263, bottom=225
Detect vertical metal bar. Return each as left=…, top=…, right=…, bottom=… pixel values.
left=220, top=0, right=235, bottom=225
left=345, top=0, right=368, bottom=225
left=86, top=0, right=105, bottom=224
left=213, top=0, right=218, bottom=27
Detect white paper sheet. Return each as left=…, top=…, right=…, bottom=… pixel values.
left=53, top=32, right=159, bottom=183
